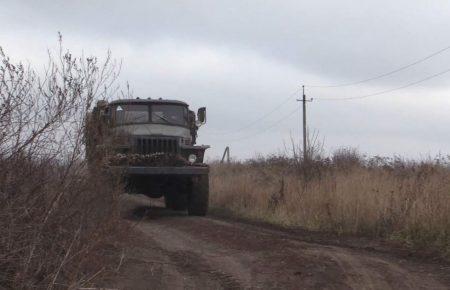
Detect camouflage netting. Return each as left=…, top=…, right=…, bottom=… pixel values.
left=107, top=153, right=196, bottom=167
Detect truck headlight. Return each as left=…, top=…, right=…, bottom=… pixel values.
left=188, top=154, right=197, bottom=163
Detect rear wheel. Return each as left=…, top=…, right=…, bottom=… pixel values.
left=164, top=194, right=173, bottom=209
left=171, top=194, right=187, bottom=211
left=188, top=175, right=209, bottom=216
left=164, top=183, right=187, bottom=211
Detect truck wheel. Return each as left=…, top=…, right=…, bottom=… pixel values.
left=171, top=194, right=187, bottom=211
left=164, top=184, right=187, bottom=211
left=164, top=195, right=187, bottom=211
left=188, top=175, right=209, bottom=216
left=164, top=195, right=174, bottom=209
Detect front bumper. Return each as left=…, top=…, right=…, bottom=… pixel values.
left=110, top=166, right=209, bottom=175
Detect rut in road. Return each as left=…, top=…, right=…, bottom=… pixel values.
left=114, top=204, right=450, bottom=290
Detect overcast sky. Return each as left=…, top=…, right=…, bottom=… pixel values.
left=2, top=1, right=450, bottom=159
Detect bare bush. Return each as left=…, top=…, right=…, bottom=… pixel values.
left=0, top=38, right=123, bottom=289
left=332, top=147, right=363, bottom=170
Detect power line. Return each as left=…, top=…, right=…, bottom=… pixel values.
left=315, top=66, right=450, bottom=101
left=307, top=44, right=450, bottom=88
left=209, top=88, right=300, bottom=135
left=227, top=106, right=299, bottom=142
left=209, top=44, right=450, bottom=142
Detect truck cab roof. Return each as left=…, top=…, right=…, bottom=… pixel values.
left=109, top=98, right=188, bottom=106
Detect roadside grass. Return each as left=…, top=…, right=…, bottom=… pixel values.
left=210, top=152, right=450, bottom=258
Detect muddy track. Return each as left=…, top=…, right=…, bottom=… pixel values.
left=113, top=196, right=450, bottom=290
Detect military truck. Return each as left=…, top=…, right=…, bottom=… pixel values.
left=85, top=98, right=210, bottom=216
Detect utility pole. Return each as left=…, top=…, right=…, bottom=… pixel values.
left=297, top=85, right=313, bottom=163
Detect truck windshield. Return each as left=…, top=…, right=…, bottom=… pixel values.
left=151, top=105, right=187, bottom=126
left=114, top=104, right=149, bottom=125
left=113, top=104, right=188, bottom=126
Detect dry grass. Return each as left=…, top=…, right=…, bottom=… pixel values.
left=210, top=153, right=450, bottom=257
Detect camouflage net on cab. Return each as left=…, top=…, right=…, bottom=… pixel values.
left=107, top=153, right=193, bottom=167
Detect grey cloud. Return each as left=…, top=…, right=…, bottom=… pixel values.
left=5, top=1, right=450, bottom=86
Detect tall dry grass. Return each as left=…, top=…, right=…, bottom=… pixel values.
left=210, top=152, right=450, bottom=256
left=0, top=37, right=124, bottom=289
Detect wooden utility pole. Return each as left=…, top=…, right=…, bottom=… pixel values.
left=297, top=85, right=312, bottom=162
left=302, top=85, right=307, bottom=162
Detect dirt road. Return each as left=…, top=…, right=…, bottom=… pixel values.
left=113, top=195, right=450, bottom=290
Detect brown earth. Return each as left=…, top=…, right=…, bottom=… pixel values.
left=107, top=195, right=450, bottom=290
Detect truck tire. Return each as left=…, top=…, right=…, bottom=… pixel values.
left=164, top=195, right=174, bottom=209
left=164, top=184, right=187, bottom=211
left=171, top=194, right=187, bottom=211
left=165, top=194, right=185, bottom=210
left=188, top=175, right=209, bottom=216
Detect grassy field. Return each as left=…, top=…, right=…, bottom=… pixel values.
left=210, top=151, right=450, bottom=257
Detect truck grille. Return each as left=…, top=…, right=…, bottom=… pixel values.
left=133, top=137, right=179, bottom=154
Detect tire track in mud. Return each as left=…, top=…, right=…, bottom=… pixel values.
left=204, top=216, right=449, bottom=289
left=139, top=222, right=251, bottom=289
left=115, top=199, right=450, bottom=290
left=163, top=249, right=244, bottom=289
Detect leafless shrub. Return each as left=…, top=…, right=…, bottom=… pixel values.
left=332, top=147, right=363, bottom=170
left=0, top=37, right=123, bottom=289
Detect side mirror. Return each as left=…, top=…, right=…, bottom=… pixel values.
left=197, top=107, right=206, bottom=125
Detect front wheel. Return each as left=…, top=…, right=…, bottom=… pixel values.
left=188, top=175, right=209, bottom=216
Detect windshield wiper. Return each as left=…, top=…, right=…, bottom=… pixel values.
left=154, top=114, right=172, bottom=124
